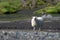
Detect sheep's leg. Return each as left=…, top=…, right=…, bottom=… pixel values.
left=39, top=28, right=41, bottom=31
left=33, top=27, right=35, bottom=31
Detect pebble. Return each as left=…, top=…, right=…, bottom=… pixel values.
left=0, top=31, right=60, bottom=40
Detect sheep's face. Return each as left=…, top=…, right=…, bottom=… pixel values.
left=32, top=16, right=37, bottom=19
left=31, top=16, right=37, bottom=27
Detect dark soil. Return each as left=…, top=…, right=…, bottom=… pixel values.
left=0, top=19, right=60, bottom=31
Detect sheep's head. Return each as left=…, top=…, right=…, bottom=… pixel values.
left=32, top=16, right=37, bottom=20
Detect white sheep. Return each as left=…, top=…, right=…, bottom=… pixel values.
left=31, top=16, right=44, bottom=31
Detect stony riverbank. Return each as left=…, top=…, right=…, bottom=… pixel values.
left=0, top=30, right=60, bottom=40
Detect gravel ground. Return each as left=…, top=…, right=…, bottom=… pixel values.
left=0, top=17, right=59, bottom=40
left=0, top=30, right=60, bottom=40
